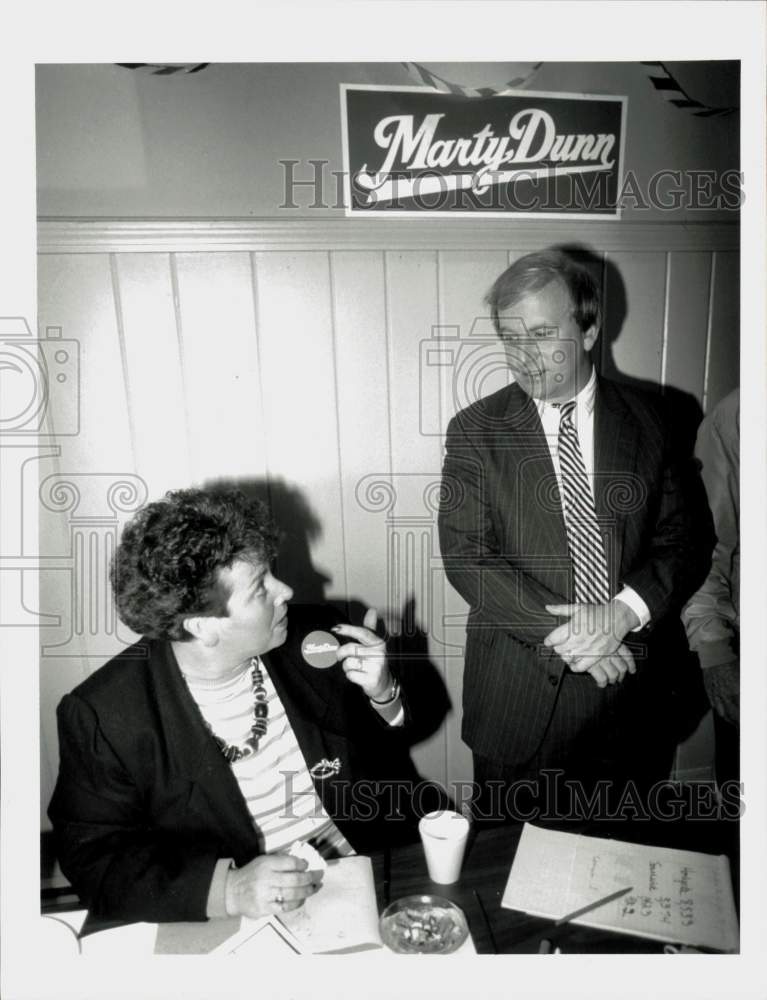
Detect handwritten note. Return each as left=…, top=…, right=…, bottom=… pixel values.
left=501, top=823, right=738, bottom=952
left=278, top=855, right=383, bottom=953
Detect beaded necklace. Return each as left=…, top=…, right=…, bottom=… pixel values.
left=207, top=656, right=269, bottom=764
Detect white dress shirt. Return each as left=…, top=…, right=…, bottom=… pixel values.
left=533, top=367, right=650, bottom=628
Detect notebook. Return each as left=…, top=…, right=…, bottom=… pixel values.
left=501, top=823, right=739, bottom=952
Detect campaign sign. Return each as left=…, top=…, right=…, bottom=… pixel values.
left=340, top=85, right=626, bottom=218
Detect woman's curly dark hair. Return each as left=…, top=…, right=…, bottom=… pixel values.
left=110, top=487, right=280, bottom=641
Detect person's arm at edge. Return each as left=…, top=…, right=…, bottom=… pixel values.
left=618, top=400, right=714, bottom=624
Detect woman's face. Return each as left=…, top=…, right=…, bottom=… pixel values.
left=214, top=558, right=293, bottom=663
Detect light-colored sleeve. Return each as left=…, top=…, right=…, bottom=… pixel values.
left=681, top=395, right=740, bottom=668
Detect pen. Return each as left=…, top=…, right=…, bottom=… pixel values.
left=555, top=885, right=633, bottom=926
left=473, top=890, right=498, bottom=954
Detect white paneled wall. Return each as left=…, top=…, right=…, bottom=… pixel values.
left=37, top=220, right=739, bottom=823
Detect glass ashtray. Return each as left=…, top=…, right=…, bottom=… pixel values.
left=379, top=895, right=469, bottom=954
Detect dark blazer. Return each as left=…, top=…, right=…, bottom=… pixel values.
left=438, top=376, right=711, bottom=766
left=48, top=607, right=448, bottom=923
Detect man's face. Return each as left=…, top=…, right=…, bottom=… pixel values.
left=496, top=279, right=598, bottom=403
left=214, top=558, right=293, bottom=663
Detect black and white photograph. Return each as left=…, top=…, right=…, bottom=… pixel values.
left=1, top=4, right=765, bottom=999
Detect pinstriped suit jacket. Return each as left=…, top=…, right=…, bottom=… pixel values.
left=438, top=376, right=711, bottom=766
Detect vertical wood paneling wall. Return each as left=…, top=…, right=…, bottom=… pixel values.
left=37, top=221, right=739, bottom=823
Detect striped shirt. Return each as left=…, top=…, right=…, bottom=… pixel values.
left=181, top=658, right=353, bottom=859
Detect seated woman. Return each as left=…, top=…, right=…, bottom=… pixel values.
left=49, top=486, right=447, bottom=924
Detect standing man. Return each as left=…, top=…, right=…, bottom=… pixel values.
left=438, top=250, right=710, bottom=823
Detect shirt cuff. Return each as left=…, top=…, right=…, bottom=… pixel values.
left=370, top=696, right=404, bottom=726
left=614, top=587, right=651, bottom=631
left=206, top=858, right=234, bottom=919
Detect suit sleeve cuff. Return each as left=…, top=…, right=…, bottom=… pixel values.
left=206, top=858, right=234, bottom=919
left=614, top=587, right=651, bottom=631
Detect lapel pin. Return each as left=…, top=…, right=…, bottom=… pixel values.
left=309, top=757, right=342, bottom=780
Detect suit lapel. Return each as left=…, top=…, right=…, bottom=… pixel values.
left=263, top=645, right=332, bottom=730
left=263, top=645, right=346, bottom=782
left=593, top=378, right=640, bottom=590
left=150, top=641, right=258, bottom=846
left=501, top=384, right=570, bottom=559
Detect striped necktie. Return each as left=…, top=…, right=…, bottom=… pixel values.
left=556, top=400, right=611, bottom=604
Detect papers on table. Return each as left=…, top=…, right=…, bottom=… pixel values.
left=214, top=916, right=306, bottom=955
left=214, top=855, right=383, bottom=956
left=278, top=855, right=383, bottom=953
left=81, top=918, right=158, bottom=956
left=216, top=915, right=478, bottom=957
left=48, top=855, right=477, bottom=957
left=43, top=910, right=158, bottom=957
left=501, top=823, right=739, bottom=952
left=39, top=912, right=86, bottom=957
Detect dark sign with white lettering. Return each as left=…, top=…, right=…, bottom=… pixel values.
left=341, top=85, right=626, bottom=217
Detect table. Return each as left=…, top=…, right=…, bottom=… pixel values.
left=375, top=824, right=650, bottom=954
left=152, top=815, right=738, bottom=955
left=377, top=814, right=738, bottom=954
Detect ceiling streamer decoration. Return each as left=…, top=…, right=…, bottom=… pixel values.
left=402, top=62, right=543, bottom=97
left=402, top=60, right=737, bottom=119
left=116, top=63, right=209, bottom=75
left=112, top=61, right=736, bottom=118
left=640, top=62, right=737, bottom=117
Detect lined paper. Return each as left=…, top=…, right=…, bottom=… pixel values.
left=502, top=823, right=738, bottom=952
